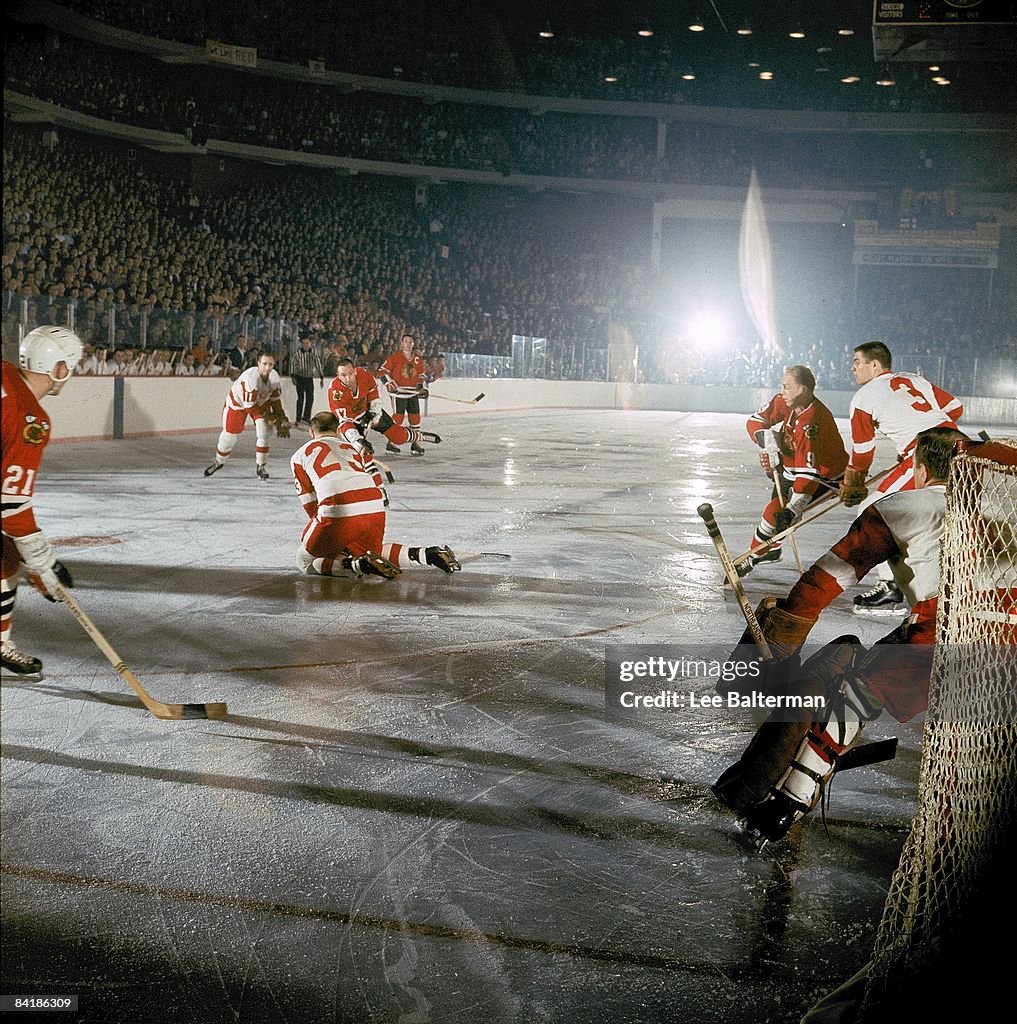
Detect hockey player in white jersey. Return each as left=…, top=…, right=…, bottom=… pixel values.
left=290, top=412, right=460, bottom=580
left=841, top=341, right=963, bottom=611
left=204, top=353, right=291, bottom=480
left=714, top=426, right=969, bottom=847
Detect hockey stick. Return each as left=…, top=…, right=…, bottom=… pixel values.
left=455, top=551, right=512, bottom=562
left=427, top=392, right=485, bottom=405
left=731, top=464, right=895, bottom=567
left=772, top=476, right=804, bottom=574
left=55, top=585, right=228, bottom=720
left=698, top=504, right=772, bottom=658
left=373, top=458, right=395, bottom=483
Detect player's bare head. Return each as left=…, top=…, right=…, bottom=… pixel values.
left=257, top=353, right=275, bottom=376
left=915, top=427, right=970, bottom=484
left=781, top=365, right=815, bottom=407
left=336, top=358, right=357, bottom=387
left=308, top=411, right=341, bottom=439
left=400, top=333, right=415, bottom=353
left=855, top=342, right=892, bottom=369
left=850, top=342, right=891, bottom=385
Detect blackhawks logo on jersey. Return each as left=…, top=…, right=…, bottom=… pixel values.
left=804, top=424, right=819, bottom=438
left=23, top=415, right=50, bottom=445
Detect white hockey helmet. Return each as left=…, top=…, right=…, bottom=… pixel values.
left=19, top=325, right=84, bottom=394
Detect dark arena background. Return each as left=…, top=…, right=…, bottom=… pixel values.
left=2, top=2, right=1016, bottom=1023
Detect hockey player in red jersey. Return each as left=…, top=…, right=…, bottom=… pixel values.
left=204, top=353, right=291, bottom=480
left=328, top=359, right=440, bottom=455
left=842, top=341, right=963, bottom=611
left=739, top=365, right=847, bottom=577
left=378, top=334, right=430, bottom=455
left=291, top=412, right=460, bottom=579
left=714, top=426, right=969, bottom=846
left=2, top=325, right=84, bottom=674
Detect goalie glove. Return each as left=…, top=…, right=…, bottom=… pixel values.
left=839, top=468, right=868, bottom=508
left=14, top=532, right=72, bottom=601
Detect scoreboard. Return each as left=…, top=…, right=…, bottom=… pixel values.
left=873, top=0, right=1017, bottom=59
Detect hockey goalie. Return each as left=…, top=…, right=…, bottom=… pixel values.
left=713, top=426, right=970, bottom=847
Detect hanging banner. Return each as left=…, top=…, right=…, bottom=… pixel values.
left=206, top=40, right=258, bottom=69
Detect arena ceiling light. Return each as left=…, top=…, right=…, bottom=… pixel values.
left=637, top=22, right=653, bottom=38
left=538, top=23, right=554, bottom=39
left=736, top=20, right=752, bottom=36
left=841, top=74, right=860, bottom=84
left=682, top=68, right=696, bottom=80
left=688, top=16, right=705, bottom=32
left=838, top=27, right=855, bottom=36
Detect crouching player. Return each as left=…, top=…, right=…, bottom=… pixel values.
left=291, top=412, right=460, bottom=580
left=713, top=426, right=969, bottom=846
left=329, top=359, right=440, bottom=450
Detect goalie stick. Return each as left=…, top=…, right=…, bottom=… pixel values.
left=55, top=585, right=228, bottom=720
left=427, top=391, right=485, bottom=405
left=697, top=504, right=772, bottom=659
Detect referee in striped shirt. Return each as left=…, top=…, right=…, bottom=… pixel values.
left=290, top=336, right=325, bottom=426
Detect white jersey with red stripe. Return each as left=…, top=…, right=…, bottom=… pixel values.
left=226, top=366, right=282, bottom=412
left=848, top=370, right=962, bottom=472
left=290, top=435, right=386, bottom=520
left=789, top=485, right=946, bottom=620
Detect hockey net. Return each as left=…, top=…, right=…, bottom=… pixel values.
left=862, top=438, right=1017, bottom=1013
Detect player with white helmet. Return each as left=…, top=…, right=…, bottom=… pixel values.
left=2, top=326, right=83, bottom=673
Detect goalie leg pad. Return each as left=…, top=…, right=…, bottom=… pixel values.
left=740, top=671, right=884, bottom=843
left=713, top=638, right=862, bottom=818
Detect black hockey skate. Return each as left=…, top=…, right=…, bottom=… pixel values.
left=1, top=641, right=42, bottom=675
left=740, top=792, right=809, bottom=849
left=853, top=580, right=905, bottom=614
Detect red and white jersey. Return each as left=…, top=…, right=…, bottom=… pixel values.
left=1, top=361, right=52, bottom=539
left=787, top=485, right=946, bottom=624
left=379, top=349, right=427, bottom=395
left=748, top=394, right=847, bottom=496
left=328, top=367, right=383, bottom=423
left=225, top=365, right=282, bottom=413
left=849, top=371, right=962, bottom=473
left=290, top=435, right=386, bottom=520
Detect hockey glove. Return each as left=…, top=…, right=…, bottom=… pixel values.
left=276, top=419, right=291, bottom=439
left=839, top=468, right=868, bottom=508
left=773, top=508, right=796, bottom=534
left=754, top=429, right=782, bottom=477
left=14, top=532, right=72, bottom=601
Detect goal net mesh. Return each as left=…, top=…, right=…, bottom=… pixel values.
left=862, top=438, right=1017, bottom=1011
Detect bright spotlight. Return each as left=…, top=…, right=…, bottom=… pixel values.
left=685, top=311, right=729, bottom=351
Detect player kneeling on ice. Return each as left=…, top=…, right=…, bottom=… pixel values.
left=713, top=426, right=970, bottom=847
left=291, top=412, right=460, bottom=580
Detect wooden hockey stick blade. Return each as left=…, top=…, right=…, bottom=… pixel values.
left=697, top=504, right=772, bottom=659
left=56, top=585, right=228, bottom=720
left=835, top=737, right=898, bottom=772
left=456, top=550, right=512, bottom=562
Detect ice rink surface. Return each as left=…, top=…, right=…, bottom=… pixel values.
left=4, top=407, right=994, bottom=1024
